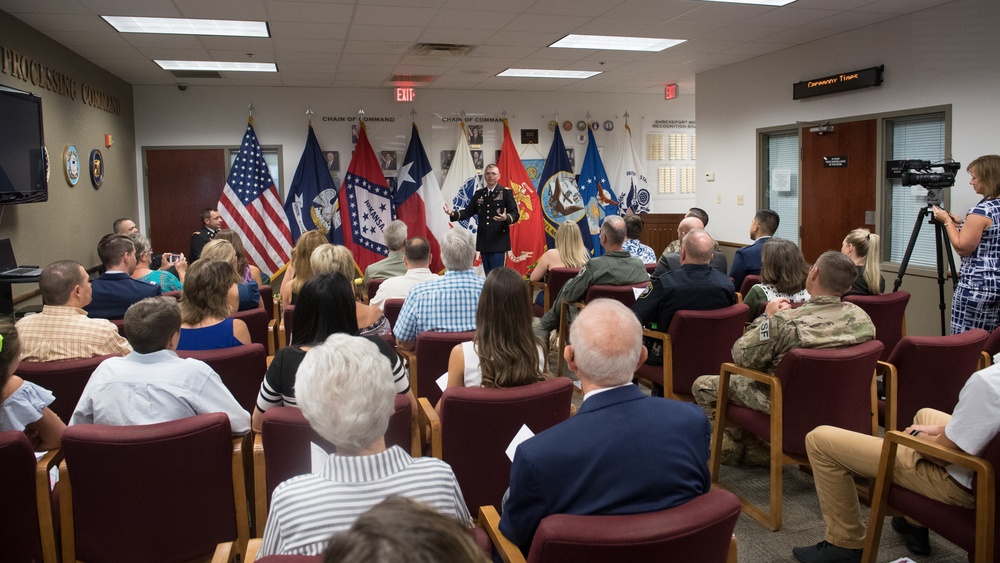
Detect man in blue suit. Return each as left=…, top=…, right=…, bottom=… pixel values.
left=499, top=299, right=711, bottom=557
left=84, top=234, right=161, bottom=320
left=730, top=209, right=779, bottom=291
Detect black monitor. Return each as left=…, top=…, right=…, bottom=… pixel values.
left=0, top=86, right=48, bottom=204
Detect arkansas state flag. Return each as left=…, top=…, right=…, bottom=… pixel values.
left=497, top=119, right=545, bottom=275
left=338, top=121, right=394, bottom=271
left=395, top=123, right=447, bottom=272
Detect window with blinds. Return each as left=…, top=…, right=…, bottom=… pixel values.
left=886, top=114, right=946, bottom=267
left=763, top=131, right=800, bottom=245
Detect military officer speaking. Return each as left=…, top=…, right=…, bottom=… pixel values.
left=443, top=163, right=519, bottom=275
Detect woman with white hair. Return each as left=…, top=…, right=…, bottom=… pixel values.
left=259, top=334, right=471, bottom=557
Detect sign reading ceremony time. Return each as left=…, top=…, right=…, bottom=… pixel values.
left=793, top=65, right=883, bottom=100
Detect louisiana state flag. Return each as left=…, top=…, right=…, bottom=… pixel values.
left=539, top=127, right=586, bottom=250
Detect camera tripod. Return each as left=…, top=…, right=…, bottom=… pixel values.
left=893, top=204, right=959, bottom=335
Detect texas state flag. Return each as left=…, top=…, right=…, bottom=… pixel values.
left=338, top=121, right=394, bottom=271
left=395, top=123, right=447, bottom=273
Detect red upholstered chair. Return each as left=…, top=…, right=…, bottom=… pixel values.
left=530, top=267, right=580, bottom=318
left=418, top=378, right=574, bottom=514
left=253, top=396, right=417, bottom=531
left=645, top=262, right=657, bottom=275
left=636, top=303, right=749, bottom=400
left=710, top=339, right=884, bottom=530
left=58, top=413, right=249, bottom=563
left=738, top=274, right=761, bottom=298
left=480, top=488, right=742, bottom=563
left=555, top=282, right=650, bottom=376
left=398, top=331, right=476, bottom=405
left=878, top=329, right=988, bottom=431
left=0, top=432, right=59, bottom=563
left=862, top=431, right=1000, bottom=563
left=982, top=328, right=1000, bottom=369
left=258, top=284, right=274, bottom=321
left=232, top=308, right=273, bottom=355
left=366, top=278, right=384, bottom=304
left=110, top=317, right=126, bottom=337
left=844, top=291, right=910, bottom=361
left=382, top=298, right=405, bottom=329
left=15, top=354, right=116, bottom=424
left=177, top=343, right=267, bottom=414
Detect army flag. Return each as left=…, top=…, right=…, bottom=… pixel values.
left=539, top=127, right=587, bottom=250
left=284, top=125, right=342, bottom=247
left=578, top=128, right=619, bottom=257
left=614, top=123, right=651, bottom=214
left=497, top=119, right=545, bottom=275
left=440, top=123, right=482, bottom=235
left=395, top=123, right=446, bottom=273
left=338, top=121, right=394, bottom=271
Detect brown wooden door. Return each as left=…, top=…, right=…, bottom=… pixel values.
left=800, top=120, right=877, bottom=262
left=145, top=149, right=226, bottom=257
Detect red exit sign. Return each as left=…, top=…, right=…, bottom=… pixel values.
left=664, top=83, right=678, bottom=100
left=395, top=87, right=415, bottom=102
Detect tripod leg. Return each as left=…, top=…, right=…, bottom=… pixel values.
left=894, top=206, right=931, bottom=292
left=934, top=223, right=949, bottom=335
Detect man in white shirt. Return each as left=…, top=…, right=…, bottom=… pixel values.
left=369, top=237, right=439, bottom=310
left=70, top=297, right=250, bottom=434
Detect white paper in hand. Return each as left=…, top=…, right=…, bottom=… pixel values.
left=436, top=372, right=449, bottom=391
left=505, top=424, right=535, bottom=462
left=310, top=442, right=329, bottom=474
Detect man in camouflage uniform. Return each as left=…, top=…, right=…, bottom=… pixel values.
left=692, top=251, right=875, bottom=466
left=535, top=215, right=649, bottom=340
left=662, top=207, right=719, bottom=255
left=652, top=217, right=728, bottom=278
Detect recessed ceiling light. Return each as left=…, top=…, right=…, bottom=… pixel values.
left=498, top=69, right=602, bottom=79
left=550, top=34, right=685, bottom=52
left=697, top=0, right=795, bottom=5
left=103, top=16, right=270, bottom=37
left=155, top=60, right=277, bottom=72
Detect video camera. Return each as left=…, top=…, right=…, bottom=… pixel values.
left=899, top=160, right=961, bottom=189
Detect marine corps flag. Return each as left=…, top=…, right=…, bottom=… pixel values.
left=284, top=125, right=342, bottom=246
left=338, top=121, right=395, bottom=271
left=497, top=119, right=545, bottom=275
left=539, top=127, right=586, bottom=250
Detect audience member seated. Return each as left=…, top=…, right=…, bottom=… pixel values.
left=792, top=362, right=1000, bottom=563
left=16, top=260, right=131, bottom=361
left=394, top=228, right=484, bottom=351
left=653, top=216, right=727, bottom=277
left=529, top=220, right=589, bottom=307
left=536, top=216, right=648, bottom=341
left=70, top=297, right=250, bottom=433
left=662, top=207, right=717, bottom=254
left=280, top=230, right=327, bottom=309
left=742, top=238, right=811, bottom=322
left=252, top=272, right=410, bottom=432
left=730, top=209, right=779, bottom=291
left=214, top=229, right=266, bottom=286
left=201, top=239, right=261, bottom=312
left=363, top=219, right=408, bottom=286
left=84, top=233, right=161, bottom=319
left=500, top=299, right=711, bottom=556
left=322, top=496, right=488, bottom=563
left=633, top=229, right=736, bottom=365
left=176, top=259, right=251, bottom=351
left=0, top=319, right=66, bottom=450
left=841, top=227, right=885, bottom=296
left=258, top=334, right=470, bottom=556
left=439, top=268, right=546, bottom=408
left=369, top=236, right=439, bottom=310
left=129, top=233, right=185, bottom=291
left=311, top=244, right=389, bottom=337
left=693, top=251, right=875, bottom=467
left=622, top=214, right=657, bottom=264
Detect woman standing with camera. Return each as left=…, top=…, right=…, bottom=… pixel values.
left=932, top=154, right=1000, bottom=334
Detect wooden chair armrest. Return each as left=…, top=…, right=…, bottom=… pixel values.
left=719, top=362, right=778, bottom=387
left=266, top=319, right=276, bottom=356
left=59, top=459, right=75, bottom=563
left=884, top=430, right=993, bottom=471
left=640, top=328, right=674, bottom=397
left=555, top=301, right=585, bottom=377
left=399, top=348, right=417, bottom=398
left=245, top=538, right=262, bottom=562
left=232, top=436, right=250, bottom=559
left=527, top=280, right=546, bottom=291
left=275, top=319, right=286, bottom=351
left=36, top=449, right=61, bottom=563
left=253, top=432, right=268, bottom=534
left=479, top=506, right=526, bottom=563
left=980, top=350, right=993, bottom=371
left=211, top=541, right=236, bottom=563
left=876, top=361, right=898, bottom=431
left=417, top=397, right=441, bottom=459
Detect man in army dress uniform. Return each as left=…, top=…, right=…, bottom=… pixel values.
left=443, top=164, right=519, bottom=275
left=190, top=208, right=222, bottom=261
left=692, top=251, right=875, bottom=466
left=535, top=215, right=649, bottom=340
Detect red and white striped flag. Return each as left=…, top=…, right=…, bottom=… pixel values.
left=217, top=119, right=293, bottom=278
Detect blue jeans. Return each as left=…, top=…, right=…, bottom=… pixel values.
left=482, top=251, right=505, bottom=275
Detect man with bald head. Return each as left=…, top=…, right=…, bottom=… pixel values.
left=537, top=215, right=649, bottom=337
left=501, top=299, right=711, bottom=557
left=634, top=229, right=736, bottom=372
left=653, top=216, right=728, bottom=277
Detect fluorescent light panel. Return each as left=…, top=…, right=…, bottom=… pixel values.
left=550, top=34, right=685, bottom=52
left=155, top=60, right=277, bottom=72
left=697, top=0, right=795, bottom=5
left=103, top=16, right=270, bottom=37
left=498, top=69, right=601, bottom=79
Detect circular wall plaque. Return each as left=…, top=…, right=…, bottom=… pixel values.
left=64, top=145, right=80, bottom=186
left=590, top=121, right=600, bottom=131
left=89, top=149, right=104, bottom=189
left=577, top=133, right=587, bottom=144
left=548, top=120, right=557, bottom=131
left=562, top=120, right=572, bottom=131
left=576, top=120, right=587, bottom=131
left=603, top=120, right=614, bottom=131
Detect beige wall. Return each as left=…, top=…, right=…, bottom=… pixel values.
left=0, top=11, right=136, bottom=302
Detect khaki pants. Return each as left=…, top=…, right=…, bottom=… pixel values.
left=807, top=408, right=975, bottom=549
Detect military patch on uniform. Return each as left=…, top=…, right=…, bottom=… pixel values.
left=758, top=319, right=770, bottom=341
left=637, top=284, right=652, bottom=299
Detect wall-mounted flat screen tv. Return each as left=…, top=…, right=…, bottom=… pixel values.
left=0, top=86, right=48, bottom=204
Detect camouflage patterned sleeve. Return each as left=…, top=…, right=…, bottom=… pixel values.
left=732, top=313, right=789, bottom=373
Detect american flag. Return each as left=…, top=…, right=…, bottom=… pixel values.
left=218, top=119, right=293, bottom=278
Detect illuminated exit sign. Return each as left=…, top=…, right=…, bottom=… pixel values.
left=395, top=87, right=415, bottom=102
left=664, top=83, right=678, bottom=100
